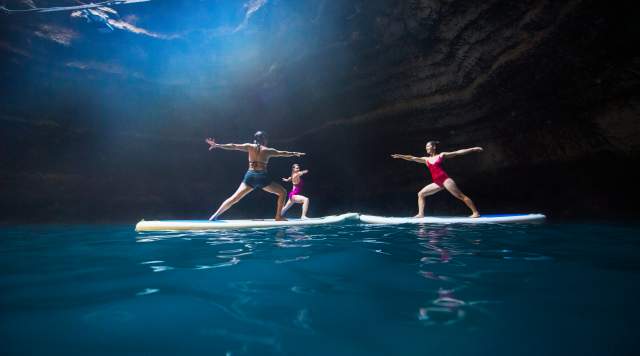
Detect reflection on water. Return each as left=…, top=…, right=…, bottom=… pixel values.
left=136, top=288, right=159, bottom=296
left=418, top=289, right=467, bottom=325
left=134, top=223, right=550, bottom=335
left=2, top=222, right=640, bottom=355
left=411, top=226, right=497, bottom=326
left=417, top=287, right=498, bottom=327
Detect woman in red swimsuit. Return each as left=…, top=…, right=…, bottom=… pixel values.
left=391, top=141, right=482, bottom=218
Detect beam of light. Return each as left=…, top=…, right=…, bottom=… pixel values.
left=96, top=6, right=119, bottom=16
left=106, top=17, right=179, bottom=39
left=70, top=9, right=110, bottom=21
left=66, top=61, right=126, bottom=75
left=233, top=0, right=267, bottom=33
left=20, top=0, right=37, bottom=9
left=66, top=5, right=178, bottom=39
left=1, top=0, right=151, bottom=14
left=0, top=41, right=32, bottom=57
left=33, top=24, right=79, bottom=46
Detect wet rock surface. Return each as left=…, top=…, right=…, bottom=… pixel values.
left=1, top=0, right=638, bottom=221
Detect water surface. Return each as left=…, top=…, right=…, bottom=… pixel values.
left=1, top=221, right=639, bottom=355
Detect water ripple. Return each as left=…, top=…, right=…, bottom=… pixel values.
left=150, top=265, right=173, bottom=272
left=136, top=288, right=159, bottom=296
left=195, top=257, right=240, bottom=269
left=275, top=256, right=309, bottom=264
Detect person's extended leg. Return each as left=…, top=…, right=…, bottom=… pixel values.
left=262, top=183, right=288, bottom=221
left=443, top=178, right=479, bottom=218
left=209, top=183, right=254, bottom=220
left=281, top=199, right=294, bottom=216
left=292, top=195, right=309, bottom=218
left=415, top=183, right=443, bottom=218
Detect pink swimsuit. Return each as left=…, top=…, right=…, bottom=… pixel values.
left=288, top=177, right=303, bottom=199
left=426, top=155, right=449, bottom=187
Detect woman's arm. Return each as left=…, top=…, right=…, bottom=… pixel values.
left=282, top=176, right=292, bottom=182
left=205, top=138, right=250, bottom=152
left=390, top=154, right=425, bottom=163
left=441, top=147, right=483, bottom=159
left=291, top=170, right=309, bottom=179
left=266, top=148, right=306, bottom=157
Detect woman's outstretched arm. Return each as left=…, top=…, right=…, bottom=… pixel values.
left=266, top=148, right=306, bottom=157
left=390, top=154, right=425, bottom=163
left=282, top=176, right=292, bottom=182
left=290, top=170, right=309, bottom=179
left=441, top=147, right=483, bottom=159
left=205, top=138, right=251, bottom=152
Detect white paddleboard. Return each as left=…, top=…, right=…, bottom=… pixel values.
left=359, top=213, right=546, bottom=224
left=135, top=212, right=359, bottom=232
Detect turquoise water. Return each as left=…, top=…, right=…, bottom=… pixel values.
left=1, top=221, right=639, bottom=355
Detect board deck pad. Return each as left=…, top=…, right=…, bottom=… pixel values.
left=135, top=213, right=359, bottom=231
left=358, top=213, right=546, bottom=224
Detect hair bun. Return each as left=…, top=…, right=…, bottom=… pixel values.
left=253, top=131, right=268, bottom=146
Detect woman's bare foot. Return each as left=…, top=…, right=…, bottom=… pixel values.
left=301, top=215, right=309, bottom=219
left=275, top=216, right=288, bottom=221
left=469, top=212, right=480, bottom=218
left=413, top=214, right=424, bottom=218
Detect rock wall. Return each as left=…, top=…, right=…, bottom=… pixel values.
left=1, top=0, right=638, bottom=221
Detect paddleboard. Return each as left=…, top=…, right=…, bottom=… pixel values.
left=359, top=213, right=546, bottom=224
left=135, top=212, right=359, bottom=232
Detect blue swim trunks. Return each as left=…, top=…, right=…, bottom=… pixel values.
left=243, top=170, right=272, bottom=189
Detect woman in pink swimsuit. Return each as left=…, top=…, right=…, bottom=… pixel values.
left=281, top=164, right=310, bottom=219
left=391, top=141, right=482, bottom=218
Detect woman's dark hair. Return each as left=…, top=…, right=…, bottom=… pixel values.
left=291, top=163, right=300, bottom=173
left=426, top=140, right=440, bottom=147
left=254, top=131, right=268, bottom=150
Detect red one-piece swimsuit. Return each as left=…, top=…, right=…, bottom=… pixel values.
left=426, top=155, right=449, bottom=187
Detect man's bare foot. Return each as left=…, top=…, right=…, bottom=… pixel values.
left=301, top=215, right=309, bottom=220
left=470, top=212, right=480, bottom=218
left=275, top=216, right=288, bottom=221
left=413, top=214, right=424, bottom=218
